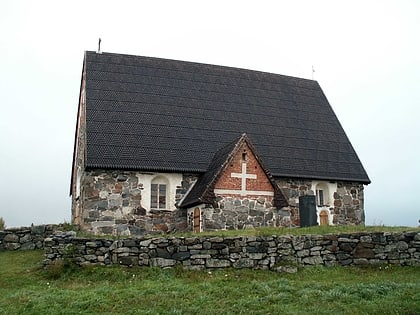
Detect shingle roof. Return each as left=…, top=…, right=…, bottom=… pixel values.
left=83, top=51, right=370, bottom=184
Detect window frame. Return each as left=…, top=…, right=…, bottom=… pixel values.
left=150, top=176, right=169, bottom=210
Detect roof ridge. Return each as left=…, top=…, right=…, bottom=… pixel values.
left=85, top=50, right=317, bottom=84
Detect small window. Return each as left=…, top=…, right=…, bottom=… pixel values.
left=151, top=183, right=167, bottom=209
left=242, top=151, right=247, bottom=162
left=151, top=176, right=169, bottom=209
left=315, top=182, right=330, bottom=207
left=316, top=189, right=324, bottom=206
left=75, top=166, right=82, bottom=199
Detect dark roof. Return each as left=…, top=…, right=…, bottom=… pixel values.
left=179, top=133, right=288, bottom=208
left=82, top=51, right=370, bottom=183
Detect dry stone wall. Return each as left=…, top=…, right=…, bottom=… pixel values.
left=0, top=225, right=62, bottom=251
left=44, top=231, right=420, bottom=271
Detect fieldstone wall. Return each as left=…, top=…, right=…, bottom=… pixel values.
left=277, top=179, right=365, bottom=226
left=74, top=166, right=366, bottom=235
left=76, top=170, right=190, bottom=236
left=333, top=182, right=365, bottom=225
left=80, top=170, right=147, bottom=234
left=0, top=225, right=62, bottom=251
left=191, top=196, right=279, bottom=231
left=44, top=231, right=420, bottom=271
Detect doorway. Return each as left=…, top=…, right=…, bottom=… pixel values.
left=193, top=207, right=201, bottom=232
left=319, top=210, right=329, bottom=226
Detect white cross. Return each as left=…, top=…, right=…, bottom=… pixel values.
left=231, top=162, right=257, bottom=196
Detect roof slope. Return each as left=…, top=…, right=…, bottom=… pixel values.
left=82, top=51, right=370, bottom=183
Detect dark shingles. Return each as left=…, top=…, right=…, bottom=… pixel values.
left=83, top=51, right=370, bottom=183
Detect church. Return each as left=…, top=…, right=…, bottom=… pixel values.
left=70, top=51, right=370, bottom=235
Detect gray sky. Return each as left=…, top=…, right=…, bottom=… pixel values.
left=1, top=0, right=419, bottom=228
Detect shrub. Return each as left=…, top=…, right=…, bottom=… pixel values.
left=0, top=217, right=5, bottom=230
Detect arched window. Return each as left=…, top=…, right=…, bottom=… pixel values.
left=151, top=176, right=169, bottom=209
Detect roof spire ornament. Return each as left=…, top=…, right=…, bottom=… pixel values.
left=97, top=38, right=102, bottom=54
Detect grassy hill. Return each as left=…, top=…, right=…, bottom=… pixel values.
left=0, top=250, right=419, bottom=314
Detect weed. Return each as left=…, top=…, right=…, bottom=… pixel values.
left=0, top=217, right=5, bottom=230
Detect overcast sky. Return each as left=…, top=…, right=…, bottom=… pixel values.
left=1, top=0, right=419, bottom=228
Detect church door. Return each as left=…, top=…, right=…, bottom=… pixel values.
left=193, top=207, right=201, bottom=232
left=319, top=210, right=329, bottom=226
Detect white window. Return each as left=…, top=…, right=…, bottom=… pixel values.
left=316, top=189, right=324, bottom=206
left=315, top=183, right=329, bottom=207
left=75, top=166, right=82, bottom=199
left=151, top=176, right=169, bottom=209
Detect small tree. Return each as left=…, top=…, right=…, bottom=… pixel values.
left=0, top=217, right=5, bottom=230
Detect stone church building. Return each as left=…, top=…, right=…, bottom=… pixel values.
left=70, top=51, right=370, bottom=235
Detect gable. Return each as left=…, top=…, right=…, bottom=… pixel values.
left=214, top=141, right=274, bottom=197
left=80, top=51, right=370, bottom=184
left=179, top=134, right=288, bottom=209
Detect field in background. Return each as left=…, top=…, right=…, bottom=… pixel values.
left=0, top=250, right=419, bottom=314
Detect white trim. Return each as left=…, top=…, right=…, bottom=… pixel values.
left=214, top=189, right=274, bottom=196
left=140, top=173, right=183, bottom=212
left=228, top=162, right=260, bottom=196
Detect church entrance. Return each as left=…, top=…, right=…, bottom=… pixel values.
left=193, top=207, right=201, bottom=232
left=319, top=210, right=329, bottom=226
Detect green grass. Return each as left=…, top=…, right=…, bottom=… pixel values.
left=0, top=250, right=419, bottom=314
left=173, top=225, right=420, bottom=238
left=65, top=224, right=420, bottom=240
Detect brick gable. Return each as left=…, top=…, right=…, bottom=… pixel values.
left=214, top=142, right=274, bottom=198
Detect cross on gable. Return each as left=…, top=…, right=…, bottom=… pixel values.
left=231, top=162, right=257, bottom=196
left=210, top=135, right=275, bottom=199
left=214, top=161, right=274, bottom=197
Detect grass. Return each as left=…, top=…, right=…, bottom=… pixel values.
left=70, top=225, right=420, bottom=240
left=0, top=250, right=419, bottom=314
left=172, top=225, right=420, bottom=238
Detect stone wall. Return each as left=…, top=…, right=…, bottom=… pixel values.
left=44, top=231, right=420, bottom=271
left=73, top=166, right=366, bottom=235
left=76, top=170, right=189, bottom=235
left=191, top=196, right=279, bottom=231
left=0, top=225, right=61, bottom=251
left=333, top=182, right=365, bottom=225
left=276, top=179, right=365, bottom=226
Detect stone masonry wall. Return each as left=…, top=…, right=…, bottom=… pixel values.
left=333, top=182, right=365, bottom=225
left=79, top=170, right=189, bottom=235
left=75, top=167, right=365, bottom=235
left=44, top=231, right=420, bottom=271
left=193, top=196, right=279, bottom=231
left=0, top=225, right=63, bottom=251
left=276, top=179, right=365, bottom=226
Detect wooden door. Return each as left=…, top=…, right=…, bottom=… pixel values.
left=193, top=207, right=201, bottom=232
left=319, top=210, right=329, bottom=226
